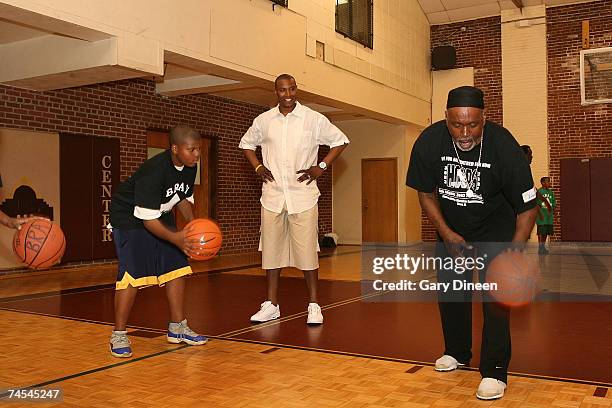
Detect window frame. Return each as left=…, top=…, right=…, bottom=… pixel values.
left=580, top=47, right=612, bottom=106
left=335, top=0, right=374, bottom=49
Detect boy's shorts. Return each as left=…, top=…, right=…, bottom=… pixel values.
left=113, top=228, right=192, bottom=290
left=537, top=224, right=554, bottom=236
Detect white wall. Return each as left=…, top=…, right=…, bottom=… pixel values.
left=432, top=67, right=474, bottom=123
left=502, top=6, right=549, bottom=241
left=333, top=119, right=422, bottom=244
left=2, top=0, right=432, bottom=126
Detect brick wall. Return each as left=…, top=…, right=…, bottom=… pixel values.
left=424, top=17, right=503, bottom=241
left=423, top=3, right=611, bottom=242
left=431, top=17, right=503, bottom=124
left=547, top=1, right=612, bottom=241
left=0, top=79, right=333, bottom=260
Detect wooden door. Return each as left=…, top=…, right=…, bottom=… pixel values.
left=362, top=158, right=398, bottom=243
left=590, top=158, right=612, bottom=242
left=560, top=158, right=590, bottom=241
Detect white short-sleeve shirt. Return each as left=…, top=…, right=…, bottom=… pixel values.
left=239, top=102, right=350, bottom=214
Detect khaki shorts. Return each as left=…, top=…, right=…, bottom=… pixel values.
left=259, top=204, right=319, bottom=270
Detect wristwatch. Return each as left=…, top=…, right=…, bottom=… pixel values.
left=318, top=161, right=328, bottom=171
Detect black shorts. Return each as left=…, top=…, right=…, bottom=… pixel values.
left=113, top=228, right=192, bottom=290
left=537, top=225, right=554, bottom=236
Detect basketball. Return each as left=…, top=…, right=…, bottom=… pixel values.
left=13, top=219, right=66, bottom=270
left=485, top=250, right=540, bottom=307
left=184, top=218, right=222, bottom=261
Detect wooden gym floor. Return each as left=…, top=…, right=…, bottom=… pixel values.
left=0, top=246, right=611, bottom=407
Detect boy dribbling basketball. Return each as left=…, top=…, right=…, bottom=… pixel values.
left=108, top=125, right=206, bottom=358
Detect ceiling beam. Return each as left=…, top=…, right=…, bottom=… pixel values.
left=0, top=3, right=113, bottom=41
left=156, top=74, right=242, bottom=96
left=0, top=35, right=163, bottom=90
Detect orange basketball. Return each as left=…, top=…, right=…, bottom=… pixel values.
left=13, top=219, right=66, bottom=270
left=486, top=250, right=540, bottom=307
left=185, top=218, right=222, bottom=261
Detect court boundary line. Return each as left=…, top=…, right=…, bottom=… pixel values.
left=208, top=336, right=612, bottom=388
left=0, top=248, right=364, bottom=303
left=1, top=307, right=610, bottom=389
left=220, top=291, right=387, bottom=337
left=0, top=344, right=189, bottom=400
left=0, top=289, right=385, bottom=340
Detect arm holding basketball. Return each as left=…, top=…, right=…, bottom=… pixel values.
left=143, top=218, right=197, bottom=255
left=176, top=199, right=195, bottom=223
left=0, top=210, right=28, bottom=230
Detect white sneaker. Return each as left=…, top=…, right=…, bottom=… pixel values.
left=476, top=378, right=506, bottom=400
left=434, top=355, right=465, bottom=371
left=167, top=319, right=208, bottom=346
left=306, top=303, right=323, bottom=325
left=250, top=301, right=280, bottom=322
left=110, top=331, right=132, bottom=358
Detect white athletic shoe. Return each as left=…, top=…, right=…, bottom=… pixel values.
left=167, top=319, right=208, bottom=345
left=476, top=378, right=506, bottom=400
left=306, top=303, right=323, bottom=325
left=250, top=301, right=280, bottom=323
left=434, top=355, right=465, bottom=371
left=110, top=330, right=132, bottom=358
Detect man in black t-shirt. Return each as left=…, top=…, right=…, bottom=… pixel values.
left=108, top=126, right=207, bottom=358
left=406, top=86, right=537, bottom=400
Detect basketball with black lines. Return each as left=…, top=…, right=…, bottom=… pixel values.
left=185, top=218, right=222, bottom=261
left=13, top=219, right=66, bottom=270
left=485, top=250, right=540, bottom=308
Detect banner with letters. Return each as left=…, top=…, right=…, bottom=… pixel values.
left=0, top=129, right=119, bottom=269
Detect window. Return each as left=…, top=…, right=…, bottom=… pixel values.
left=580, top=47, right=612, bottom=105
left=335, top=0, right=373, bottom=49
left=270, top=0, right=288, bottom=7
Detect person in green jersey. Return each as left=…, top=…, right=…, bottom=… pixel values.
left=536, top=176, right=556, bottom=254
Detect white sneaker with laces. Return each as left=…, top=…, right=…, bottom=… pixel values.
left=250, top=301, right=280, bottom=322
left=110, top=330, right=132, bottom=358
left=476, top=378, right=506, bottom=400
left=434, top=355, right=465, bottom=371
left=167, top=319, right=208, bottom=345
left=306, top=303, right=323, bottom=325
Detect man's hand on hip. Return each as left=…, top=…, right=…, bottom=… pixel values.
left=297, top=166, right=324, bottom=185
left=256, top=165, right=275, bottom=183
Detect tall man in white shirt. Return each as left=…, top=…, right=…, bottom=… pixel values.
left=239, top=74, right=349, bottom=325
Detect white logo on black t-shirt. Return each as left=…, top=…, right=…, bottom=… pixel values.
left=165, top=182, right=190, bottom=198
left=438, top=156, right=490, bottom=206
